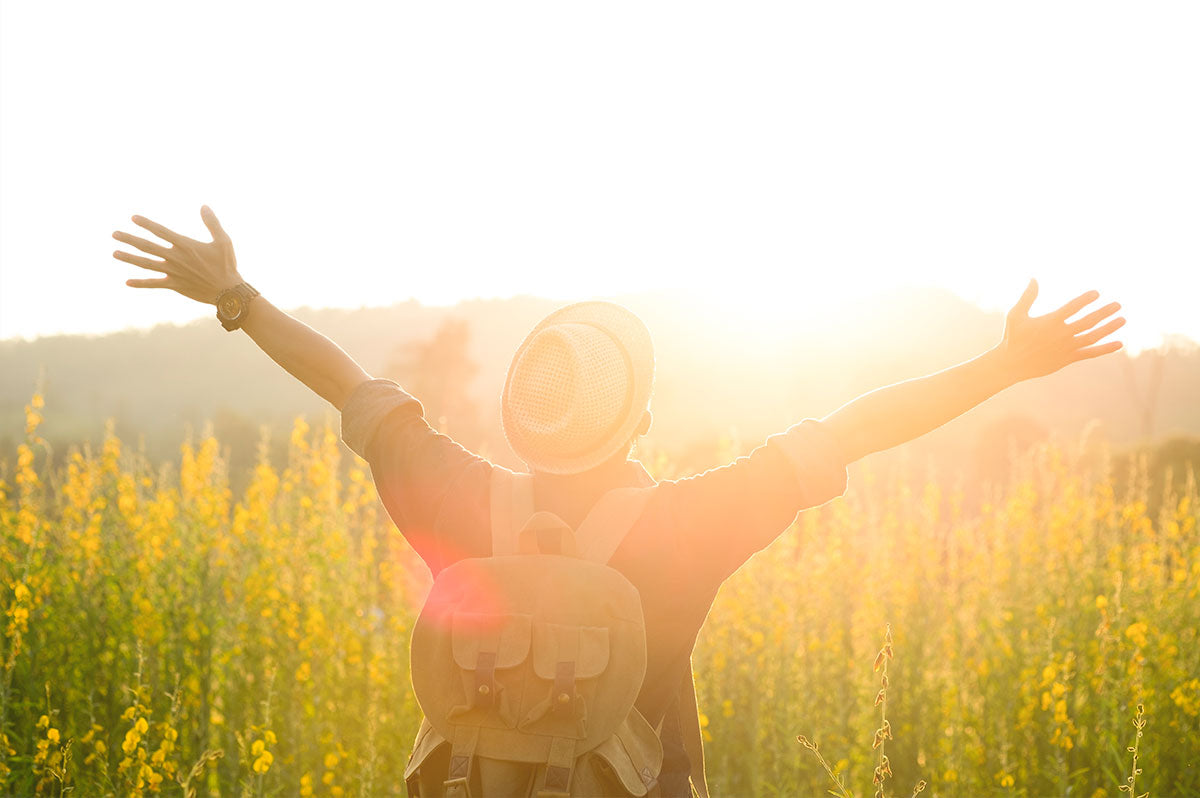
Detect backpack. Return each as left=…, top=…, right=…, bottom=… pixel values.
left=403, top=468, right=710, bottom=798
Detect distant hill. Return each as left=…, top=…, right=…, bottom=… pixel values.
left=3, top=288, right=1198, bottom=487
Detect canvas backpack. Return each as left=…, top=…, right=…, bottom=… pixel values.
left=404, top=468, right=709, bottom=798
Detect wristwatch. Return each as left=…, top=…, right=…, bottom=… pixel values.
left=215, top=282, right=260, bottom=331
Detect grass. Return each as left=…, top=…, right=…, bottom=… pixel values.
left=2, top=396, right=1198, bottom=796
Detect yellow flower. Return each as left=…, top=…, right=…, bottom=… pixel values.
left=1125, top=621, right=1149, bottom=648
left=251, top=739, right=265, bottom=756
left=1095, top=594, right=1108, bottom=610
left=135, top=717, right=149, bottom=735
left=252, top=750, right=274, bottom=774
left=295, top=661, right=311, bottom=683
left=324, top=752, right=339, bottom=769
left=47, top=728, right=60, bottom=744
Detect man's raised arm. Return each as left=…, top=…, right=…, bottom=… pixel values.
left=113, top=206, right=371, bottom=410
left=821, top=280, right=1125, bottom=466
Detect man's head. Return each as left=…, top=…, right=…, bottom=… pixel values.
left=501, top=301, right=654, bottom=475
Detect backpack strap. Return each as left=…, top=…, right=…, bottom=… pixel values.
left=490, top=468, right=535, bottom=556
left=491, top=468, right=653, bottom=565
left=575, top=486, right=655, bottom=565
left=536, top=735, right=578, bottom=797
left=443, top=724, right=480, bottom=798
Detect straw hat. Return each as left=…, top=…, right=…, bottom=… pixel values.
left=501, top=301, right=655, bottom=475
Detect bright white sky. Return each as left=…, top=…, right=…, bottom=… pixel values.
left=1, top=2, right=1197, bottom=351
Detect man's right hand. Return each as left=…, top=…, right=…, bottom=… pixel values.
left=113, top=206, right=244, bottom=305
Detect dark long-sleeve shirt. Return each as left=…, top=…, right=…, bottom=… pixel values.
left=340, top=378, right=848, bottom=794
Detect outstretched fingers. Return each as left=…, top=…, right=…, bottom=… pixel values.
left=1010, top=279, right=1039, bottom=318
left=1047, top=289, right=1101, bottom=322
left=113, top=249, right=171, bottom=272
left=131, top=215, right=195, bottom=247
left=200, top=205, right=229, bottom=242
left=112, top=230, right=171, bottom=260
left=1072, top=340, right=1124, bottom=362
left=1068, top=301, right=1121, bottom=333
left=1073, top=316, right=1126, bottom=348
left=125, top=276, right=174, bottom=289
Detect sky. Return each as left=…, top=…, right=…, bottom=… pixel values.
left=1, top=2, right=1197, bottom=352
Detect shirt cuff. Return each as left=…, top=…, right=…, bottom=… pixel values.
left=765, top=419, right=849, bottom=509
left=340, top=379, right=424, bottom=460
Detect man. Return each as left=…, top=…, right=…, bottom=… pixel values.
left=113, top=206, right=1124, bottom=795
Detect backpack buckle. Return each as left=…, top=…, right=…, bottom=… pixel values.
left=443, top=775, right=471, bottom=798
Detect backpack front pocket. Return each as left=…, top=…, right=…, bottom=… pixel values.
left=572, top=710, right=664, bottom=797
left=447, top=611, right=532, bottom=730
left=518, top=623, right=610, bottom=738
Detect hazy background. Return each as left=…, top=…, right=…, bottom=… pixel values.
left=3, top=289, right=1197, bottom=497
left=2, top=2, right=1198, bottom=489
left=1, top=2, right=1198, bottom=348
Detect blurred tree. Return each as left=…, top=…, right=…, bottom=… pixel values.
left=382, top=318, right=483, bottom=448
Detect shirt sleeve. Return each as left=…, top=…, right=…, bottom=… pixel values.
left=339, top=378, right=425, bottom=461
left=656, top=418, right=848, bottom=583
left=339, top=378, right=493, bottom=575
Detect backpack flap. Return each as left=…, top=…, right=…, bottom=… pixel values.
left=517, top=623, right=610, bottom=737
left=576, top=710, right=664, bottom=797
left=448, top=611, right=532, bottom=728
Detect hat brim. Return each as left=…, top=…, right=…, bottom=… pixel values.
left=501, top=301, right=654, bottom=475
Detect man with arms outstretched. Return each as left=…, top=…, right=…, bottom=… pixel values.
left=113, top=206, right=1124, bottom=797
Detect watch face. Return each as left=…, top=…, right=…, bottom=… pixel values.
left=218, top=293, right=243, bottom=319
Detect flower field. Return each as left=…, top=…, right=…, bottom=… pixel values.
left=2, top=396, right=1198, bottom=796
